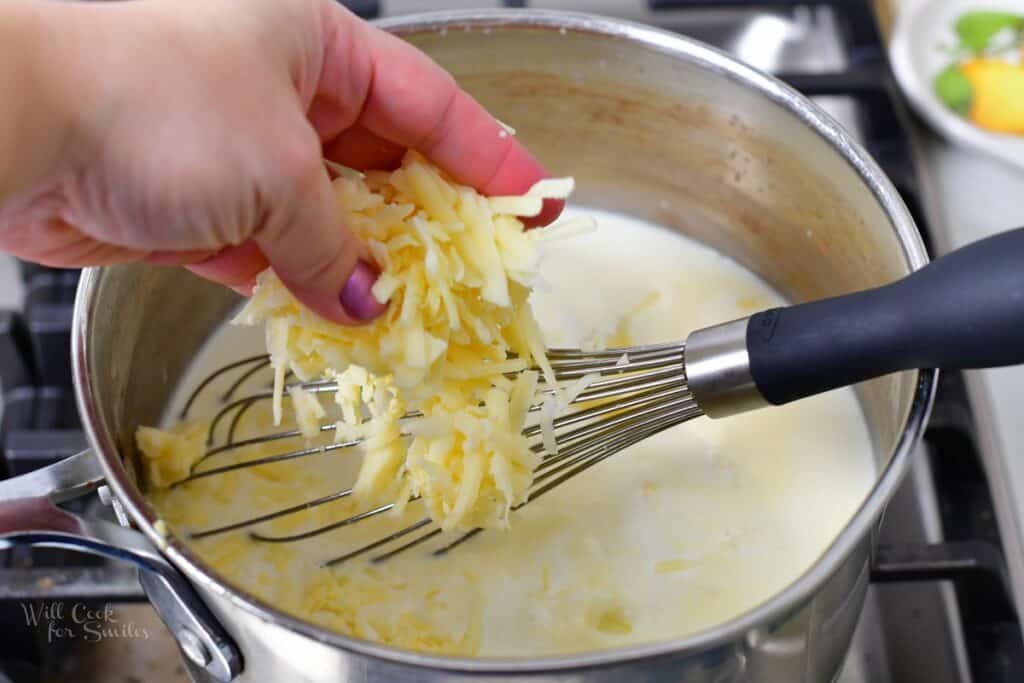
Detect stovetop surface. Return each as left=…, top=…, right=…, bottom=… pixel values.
left=0, top=2, right=1021, bottom=682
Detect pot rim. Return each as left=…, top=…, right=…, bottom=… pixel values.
left=73, top=9, right=937, bottom=673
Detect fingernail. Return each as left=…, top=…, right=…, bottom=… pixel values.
left=340, top=260, right=387, bottom=322
left=522, top=197, right=565, bottom=229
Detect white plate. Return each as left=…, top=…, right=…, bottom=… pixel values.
left=889, top=0, right=1024, bottom=170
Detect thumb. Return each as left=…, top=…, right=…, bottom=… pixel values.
left=255, top=161, right=387, bottom=325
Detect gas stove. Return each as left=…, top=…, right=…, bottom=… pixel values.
left=0, top=2, right=1021, bottom=682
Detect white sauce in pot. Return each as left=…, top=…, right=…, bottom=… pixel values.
left=150, top=208, right=875, bottom=657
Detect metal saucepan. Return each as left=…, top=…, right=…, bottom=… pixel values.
left=0, top=10, right=934, bottom=683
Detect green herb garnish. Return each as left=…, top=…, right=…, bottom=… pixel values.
left=933, top=65, right=973, bottom=115
left=955, top=11, right=1023, bottom=53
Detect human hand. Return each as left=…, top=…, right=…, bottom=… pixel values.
left=0, top=0, right=560, bottom=324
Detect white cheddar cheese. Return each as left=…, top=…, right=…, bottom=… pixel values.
left=219, top=152, right=573, bottom=531
left=136, top=422, right=207, bottom=488
left=289, top=385, right=326, bottom=440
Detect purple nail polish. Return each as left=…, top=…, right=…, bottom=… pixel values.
left=340, top=261, right=387, bottom=322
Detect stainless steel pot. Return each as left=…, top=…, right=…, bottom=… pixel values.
left=0, top=10, right=935, bottom=683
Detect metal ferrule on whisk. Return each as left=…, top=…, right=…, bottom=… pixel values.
left=684, top=317, right=770, bottom=419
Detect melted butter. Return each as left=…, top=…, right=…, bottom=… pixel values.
left=150, top=207, right=875, bottom=657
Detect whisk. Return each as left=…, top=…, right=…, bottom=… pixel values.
left=174, top=226, right=1024, bottom=566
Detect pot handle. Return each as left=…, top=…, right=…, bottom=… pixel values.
left=0, top=450, right=243, bottom=683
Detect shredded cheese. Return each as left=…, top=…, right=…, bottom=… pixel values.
left=488, top=196, right=543, bottom=217
left=227, top=152, right=575, bottom=531
left=136, top=422, right=207, bottom=488
left=540, top=393, right=560, bottom=457
left=288, top=385, right=326, bottom=440
left=322, top=158, right=366, bottom=180
left=525, top=177, right=574, bottom=199
left=561, top=372, right=601, bottom=409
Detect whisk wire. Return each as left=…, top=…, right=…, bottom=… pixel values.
left=178, top=438, right=362, bottom=484
left=180, top=355, right=268, bottom=420
left=177, top=341, right=701, bottom=563
left=367, top=403, right=699, bottom=565
left=190, top=488, right=354, bottom=540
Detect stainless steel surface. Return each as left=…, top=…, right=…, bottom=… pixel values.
left=0, top=448, right=102, bottom=503
left=0, top=9, right=934, bottom=683
left=0, top=453, right=242, bottom=683
left=684, top=317, right=767, bottom=418
left=530, top=1, right=849, bottom=74
left=0, top=257, right=21, bottom=313
left=911, top=114, right=1024, bottom=629
left=0, top=564, right=143, bottom=600
left=839, top=443, right=971, bottom=683
left=178, top=627, right=213, bottom=668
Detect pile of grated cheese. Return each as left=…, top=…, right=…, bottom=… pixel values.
left=136, top=422, right=207, bottom=488
left=231, top=151, right=579, bottom=532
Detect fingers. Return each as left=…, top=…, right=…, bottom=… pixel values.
left=146, top=249, right=217, bottom=266
left=323, top=125, right=404, bottom=172
left=316, top=6, right=563, bottom=225
left=184, top=240, right=268, bottom=294
left=254, top=156, right=385, bottom=325
left=0, top=217, right=146, bottom=266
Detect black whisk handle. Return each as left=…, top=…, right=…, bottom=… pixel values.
left=745, top=226, right=1024, bottom=406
